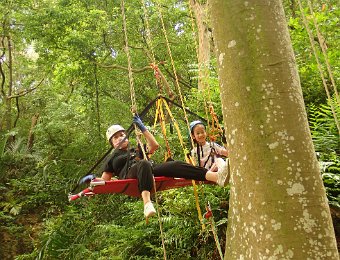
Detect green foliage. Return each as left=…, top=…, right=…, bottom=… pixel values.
left=0, top=130, right=15, bottom=158
left=26, top=188, right=229, bottom=260
left=308, top=96, right=340, bottom=207
left=287, top=2, right=340, bottom=106
left=308, top=97, right=339, bottom=154
left=322, top=171, right=340, bottom=208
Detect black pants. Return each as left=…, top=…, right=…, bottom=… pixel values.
left=127, top=160, right=208, bottom=192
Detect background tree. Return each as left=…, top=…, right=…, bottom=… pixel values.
left=189, top=0, right=211, bottom=91
left=209, top=0, right=338, bottom=259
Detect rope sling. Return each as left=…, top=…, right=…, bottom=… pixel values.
left=152, top=96, right=225, bottom=260
left=146, top=1, right=227, bottom=257
left=140, top=0, right=208, bottom=233
left=127, top=1, right=226, bottom=257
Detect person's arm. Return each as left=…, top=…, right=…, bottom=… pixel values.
left=133, top=115, right=159, bottom=154
left=213, top=142, right=229, bottom=157
left=220, top=147, right=229, bottom=157
left=101, top=171, right=113, bottom=181
left=100, top=153, right=119, bottom=180
left=142, top=130, right=159, bottom=154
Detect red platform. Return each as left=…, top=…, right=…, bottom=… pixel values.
left=69, top=177, right=213, bottom=201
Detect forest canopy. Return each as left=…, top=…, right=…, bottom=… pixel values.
left=0, top=0, right=339, bottom=259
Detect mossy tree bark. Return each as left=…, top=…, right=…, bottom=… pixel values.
left=189, top=0, right=211, bottom=91
left=209, top=0, right=338, bottom=259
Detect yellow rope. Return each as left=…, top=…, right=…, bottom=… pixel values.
left=140, top=0, right=156, bottom=63
left=297, top=0, right=340, bottom=135
left=161, top=98, right=187, bottom=153
left=143, top=0, right=217, bottom=238
left=156, top=3, right=193, bottom=146
left=121, top=2, right=167, bottom=259
left=160, top=97, right=205, bottom=229
left=187, top=0, right=210, bottom=130
left=141, top=0, right=210, bottom=247
left=205, top=203, right=224, bottom=259
left=156, top=98, right=172, bottom=159
left=187, top=2, right=225, bottom=254
left=152, top=178, right=167, bottom=260
left=306, top=1, right=339, bottom=105
left=187, top=0, right=199, bottom=66
left=121, top=0, right=146, bottom=157
left=155, top=1, right=214, bottom=231
left=121, top=0, right=136, bottom=111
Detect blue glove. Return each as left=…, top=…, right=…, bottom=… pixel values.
left=79, top=174, right=95, bottom=185
left=133, top=115, right=147, bottom=132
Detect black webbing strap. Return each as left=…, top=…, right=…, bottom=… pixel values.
left=161, top=96, right=207, bottom=123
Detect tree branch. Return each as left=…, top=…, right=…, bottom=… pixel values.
left=7, top=78, right=45, bottom=99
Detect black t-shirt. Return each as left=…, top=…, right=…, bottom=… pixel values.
left=101, top=148, right=140, bottom=179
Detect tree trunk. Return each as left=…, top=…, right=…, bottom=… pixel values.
left=290, top=0, right=296, bottom=18
left=0, top=36, right=13, bottom=130
left=209, top=0, right=338, bottom=259
left=6, top=35, right=13, bottom=131
left=27, top=113, right=39, bottom=151
left=189, top=0, right=211, bottom=91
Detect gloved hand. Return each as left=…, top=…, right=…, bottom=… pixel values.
left=79, top=174, right=95, bottom=185
left=133, top=115, right=147, bottom=132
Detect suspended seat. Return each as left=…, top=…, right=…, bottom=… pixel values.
left=69, top=177, right=213, bottom=201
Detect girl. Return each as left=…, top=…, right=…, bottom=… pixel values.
left=189, top=120, right=229, bottom=179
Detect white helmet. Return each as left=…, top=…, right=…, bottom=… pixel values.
left=106, top=124, right=125, bottom=142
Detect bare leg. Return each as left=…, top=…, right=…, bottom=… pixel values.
left=141, top=190, right=151, bottom=205
left=205, top=170, right=218, bottom=183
